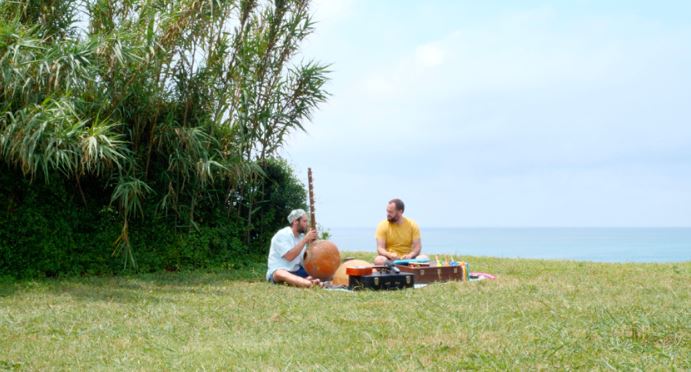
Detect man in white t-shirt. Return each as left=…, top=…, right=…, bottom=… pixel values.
left=266, top=209, right=321, bottom=287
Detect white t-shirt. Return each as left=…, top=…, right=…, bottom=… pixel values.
left=266, top=226, right=305, bottom=280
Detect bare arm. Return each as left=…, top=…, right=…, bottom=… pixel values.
left=377, top=239, right=398, bottom=259
left=282, top=229, right=317, bottom=261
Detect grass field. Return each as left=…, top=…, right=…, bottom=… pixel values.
left=1, top=255, right=689, bottom=370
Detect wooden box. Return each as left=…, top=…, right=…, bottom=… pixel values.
left=395, top=264, right=467, bottom=284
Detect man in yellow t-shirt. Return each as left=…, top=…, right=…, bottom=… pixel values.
left=374, top=198, right=428, bottom=265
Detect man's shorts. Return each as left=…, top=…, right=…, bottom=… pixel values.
left=268, top=265, right=309, bottom=283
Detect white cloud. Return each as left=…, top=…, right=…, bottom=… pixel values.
left=415, top=43, right=445, bottom=67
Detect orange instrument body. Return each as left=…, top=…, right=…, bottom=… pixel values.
left=303, top=240, right=340, bottom=280
left=302, top=168, right=340, bottom=280
left=345, top=266, right=374, bottom=276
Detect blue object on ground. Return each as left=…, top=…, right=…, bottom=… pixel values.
left=393, top=258, right=431, bottom=265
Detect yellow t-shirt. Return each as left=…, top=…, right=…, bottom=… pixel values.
left=374, top=217, right=421, bottom=257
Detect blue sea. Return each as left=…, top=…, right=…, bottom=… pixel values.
left=327, top=227, right=691, bottom=263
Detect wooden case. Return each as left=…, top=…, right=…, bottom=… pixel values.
left=395, top=264, right=468, bottom=284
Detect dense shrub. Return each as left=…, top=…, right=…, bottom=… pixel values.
left=0, top=159, right=306, bottom=278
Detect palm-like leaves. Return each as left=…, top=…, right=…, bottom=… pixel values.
left=0, top=0, right=328, bottom=266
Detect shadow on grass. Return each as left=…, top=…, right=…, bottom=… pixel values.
left=0, top=257, right=269, bottom=303
left=0, top=276, right=21, bottom=298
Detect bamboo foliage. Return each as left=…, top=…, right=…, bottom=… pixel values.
left=0, top=0, right=329, bottom=266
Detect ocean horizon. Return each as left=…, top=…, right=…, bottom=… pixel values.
left=325, top=227, right=691, bottom=263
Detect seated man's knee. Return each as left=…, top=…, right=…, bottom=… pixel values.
left=271, top=269, right=288, bottom=283
left=271, top=269, right=314, bottom=288
left=273, top=269, right=300, bottom=284
left=373, top=255, right=388, bottom=265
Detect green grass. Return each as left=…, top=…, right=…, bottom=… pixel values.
left=1, top=254, right=689, bottom=370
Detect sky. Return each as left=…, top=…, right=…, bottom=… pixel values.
left=280, top=0, right=691, bottom=229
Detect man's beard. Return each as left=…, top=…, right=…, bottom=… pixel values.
left=297, top=225, right=308, bottom=234
left=387, top=215, right=400, bottom=223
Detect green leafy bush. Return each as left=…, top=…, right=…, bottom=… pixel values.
left=0, top=159, right=307, bottom=278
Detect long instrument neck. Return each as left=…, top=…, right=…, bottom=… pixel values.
left=308, top=168, right=316, bottom=231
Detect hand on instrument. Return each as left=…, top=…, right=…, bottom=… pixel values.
left=304, top=229, right=317, bottom=243
left=401, top=253, right=414, bottom=260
